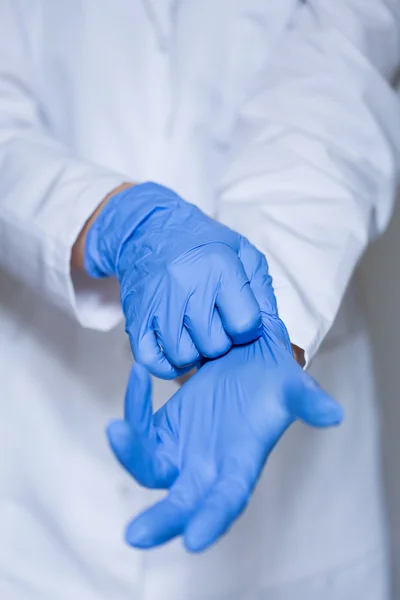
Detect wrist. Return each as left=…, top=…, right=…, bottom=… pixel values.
left=71, top=182, right=135, bottom=271
left=292, top=344, right=305, bottom=367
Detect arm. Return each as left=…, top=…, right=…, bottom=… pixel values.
left=0, top=0, right=129, bottom=329
left=0, top=2, right=269, bottom=377
left=217, top=0, right=400, bottom=363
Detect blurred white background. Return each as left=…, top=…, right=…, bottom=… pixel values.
left=359, top=197, right=400, bottom=596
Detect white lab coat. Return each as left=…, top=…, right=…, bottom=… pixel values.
left=0, top=1, right=399, bottom=599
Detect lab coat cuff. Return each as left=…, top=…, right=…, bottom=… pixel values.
left=47, top=174, right=126, bottom=331
left=275, top=290, right=326, bottom=369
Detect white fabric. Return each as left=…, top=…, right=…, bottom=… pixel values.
left=0, top=1, right=399, bottom=599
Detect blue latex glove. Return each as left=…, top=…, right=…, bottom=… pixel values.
left=84, top=183, right=277, bottom=379
left=107, top=320, right=343, bottom=552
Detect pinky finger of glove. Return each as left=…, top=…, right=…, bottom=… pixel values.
left=129, top=328, right=191, bottom=380
left=125, top=466, right=212, bottom=549
left=125, top=497, right=191, bottom=549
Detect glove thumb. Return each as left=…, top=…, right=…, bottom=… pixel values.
left=107, top=363, right=177, bottom=489
left=238, top=237, right=278, bottom=316
left=286, top=370, right=344, bottom=428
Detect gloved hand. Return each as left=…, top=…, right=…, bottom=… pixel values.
left=84, top=182, right=277, bottom=379
left=107, top=318, right=343, bottom=552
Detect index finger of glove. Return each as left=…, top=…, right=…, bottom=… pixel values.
left=214, top=247, right=262, bottom=345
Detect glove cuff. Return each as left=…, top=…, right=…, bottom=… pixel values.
left=84, top=182, right=181, bottom=279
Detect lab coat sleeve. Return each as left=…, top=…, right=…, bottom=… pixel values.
left=218, top=0, right=400, bottom=362
left=0, top=1, right=126, bottom=330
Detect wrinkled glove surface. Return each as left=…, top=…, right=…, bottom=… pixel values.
left=108, top=314, right=343, bottom=553
left=85, top=182, right=276, bottom=378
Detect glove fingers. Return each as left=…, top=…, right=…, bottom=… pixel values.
left=215, top=252, right=262, bottom=345
left=287, top=370, right=344, bottom=427
left=125, top=496, right=192, bottom=549
left=125, top=467, right=208, bottom=548
left=184, top=444, right=266, bottom=553
left=238, top=239, right=293, bottom=352
left=124, top=363, right=153, bottom=433
left=123, top=290, right=177, bottom=378
left=184, top=296, right=232, bottom=359
left=184, top=477, right=249, bottom=552
left=131, top=328, right=188, bottom=380
left=154, top=304, right=200, bottom=369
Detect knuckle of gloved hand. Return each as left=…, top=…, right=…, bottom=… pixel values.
left=134, top=350, right=179, bottom=380
left=239, top=235, right=264, bottom=260
left=167, top=347, right=199, bottom=368
left=201, top=336, right=232, bottom=359
left=227, top=313, right=261, bottom=341
left=133, top=344, right=159, bottom=371
left=207, top=243, right=236, bottom=268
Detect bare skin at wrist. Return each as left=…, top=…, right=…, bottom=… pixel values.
left=292, top=344, right=306, bottom=367
left=71, top=182, right=135, bottom=271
